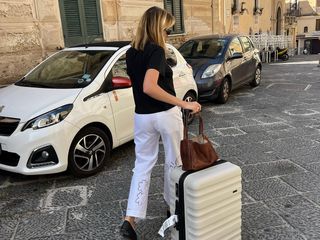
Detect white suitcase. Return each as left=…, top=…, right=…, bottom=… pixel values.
left=170, top=160, right=242, bottom=240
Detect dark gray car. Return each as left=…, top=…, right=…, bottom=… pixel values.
left=179, top=34, right=262, bottom=103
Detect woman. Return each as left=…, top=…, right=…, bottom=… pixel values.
left=120, top=6, right=201, bottom=239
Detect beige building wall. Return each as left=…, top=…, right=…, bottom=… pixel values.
left=0, top=0, right=287, bottom=84
left=0, top=0, right=63, bottom=84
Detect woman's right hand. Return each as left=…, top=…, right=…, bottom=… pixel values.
left=182, top=101, right=202, bottom=114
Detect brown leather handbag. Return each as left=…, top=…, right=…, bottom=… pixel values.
left=180, top=113, right=219, bottom=171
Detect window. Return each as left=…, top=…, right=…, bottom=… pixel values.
left=167, top=47, right=178, bottom=67
left=304, top=26, right=308, bottom=33
left=229, top=38, right=243, bottom=55
left=239, top=37, right=253, bottom=52
left=164, top=0, right=184, bottom=34
left=111, top=55, right=129, bottom=79
left=316, top=19, right=320, bottom=31
left=59, top=0, right=103, bottom=47
left=17, top=50, right=114, bottom=89
left=179, top=39, right=226, bottom=58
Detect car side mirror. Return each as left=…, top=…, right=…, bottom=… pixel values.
left=112, top=76, right=131, bottom=89
left=228, top=52, right=243, bottom=60
left=167, top=57, right=177, bottom=67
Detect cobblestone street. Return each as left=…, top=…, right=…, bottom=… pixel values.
left=0, top=55, right=320, bottom=240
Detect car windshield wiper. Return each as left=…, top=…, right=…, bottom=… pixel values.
left=15, top=81, right=55, bottom=88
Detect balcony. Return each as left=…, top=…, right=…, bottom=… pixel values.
left=286, top=8, right=301, bottom=16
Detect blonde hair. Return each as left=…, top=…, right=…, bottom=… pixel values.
left=132, top=6, right=175, bottom=51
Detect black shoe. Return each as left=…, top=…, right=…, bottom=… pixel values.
left=120, top=220, right=137, bottom=240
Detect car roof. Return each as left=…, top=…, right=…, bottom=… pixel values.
left=187, top=34, right=240, bottom=41
left=70, top=41, right=131, bottom=49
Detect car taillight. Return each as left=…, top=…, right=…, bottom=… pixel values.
left=186, top=63, right=192, bottom=69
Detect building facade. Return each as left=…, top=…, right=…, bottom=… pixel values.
left=0, top=0, right=285, bottom=84
left=285, top=0, right=320, bottom=54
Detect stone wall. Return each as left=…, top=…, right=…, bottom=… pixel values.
left=0, top=0, right=63, bottom=84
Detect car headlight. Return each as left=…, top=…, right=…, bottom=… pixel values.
left=22, top=104, right=73, bottom=131
left=201, top=64, right=222, bottom=79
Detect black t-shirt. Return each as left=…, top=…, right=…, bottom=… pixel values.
left=126, top=42, right=176, bottom=114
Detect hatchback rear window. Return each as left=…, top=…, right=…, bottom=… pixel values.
left=16, top=50, right=115, bottom=89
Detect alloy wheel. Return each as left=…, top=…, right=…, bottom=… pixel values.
left=255, top=68, right=261, bottom=85
left=73, top=134, right=106, bottom=172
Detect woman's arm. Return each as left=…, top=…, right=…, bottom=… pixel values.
left=143, top=69, right=201, bottom=113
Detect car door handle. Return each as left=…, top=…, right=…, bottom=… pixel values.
left=179, top=73, right=186, bottom=77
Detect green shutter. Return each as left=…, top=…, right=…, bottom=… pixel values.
left=164, top=0, right=184, bottom=34
left=59, top=0, right=103, bottom=47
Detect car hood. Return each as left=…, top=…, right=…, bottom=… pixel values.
left=185, top=58, right=222, bottom=78
left=0, top=85, right=81, bottom=122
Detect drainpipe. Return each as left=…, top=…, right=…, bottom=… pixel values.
left=223, top=0, right=227, bottom=34
left=211, top=0, right=214, bottom=33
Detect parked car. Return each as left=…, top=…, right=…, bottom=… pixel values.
left=179, top=34, right=262, bottom=103
left=0, top=42, right=197, bottom=177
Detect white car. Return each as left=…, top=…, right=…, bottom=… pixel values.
left=0, top=42, right=197, bottom=177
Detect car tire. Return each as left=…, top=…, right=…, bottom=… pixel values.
left=216, top=78, right=230, bottom=104
left=250, top=67, right=261, bottom=87
left=68, top=126, right=111, bottom=177
left=183, top=91, right=197, bottom=124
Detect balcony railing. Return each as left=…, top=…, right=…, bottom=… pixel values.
left=286, top=8, right=301, bottom=17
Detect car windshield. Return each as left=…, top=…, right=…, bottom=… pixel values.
left=15, top=50, right=115, bottom=89
left=179, top=39, right=226, bottom=59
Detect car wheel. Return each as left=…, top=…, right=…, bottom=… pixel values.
left=68, top=126, right=110, bottom=177
left=183, top=91, right=197, bottom=124
left=216, top=78, right=230, bottom=104
left=250, top=67, right=261, bottom=87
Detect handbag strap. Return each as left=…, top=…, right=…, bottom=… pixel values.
left=183, top=111, right=204, bottom=140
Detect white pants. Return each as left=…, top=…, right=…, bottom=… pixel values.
left=126, top=106, right=183, bottom=219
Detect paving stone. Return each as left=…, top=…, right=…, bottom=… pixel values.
left=14, top=210, right=66, bottom=240
left=240, top=123, right=294, bottom=133
left=66, top=202, right=122, bottom=233
left=253, top=115, right=286, bottom=124
left=301, top=162, right=320, bottom=176
left=242, top=191, right=255, bottom=205
left=266, top=127, right=317, bottom=140
left=236, top=131, right=273, bottom=143
left=244, top=178, right=298, bottom=201
left=54, top=174, right=97, bottom=188
left=281, top=172, right=320, bottom=192
left=263, top=137, right=320, bottom=152
left=242, top=202, right=285, bottom=230
left=212, top=135, right=244, bottom=146
left=302, top=191, right=320, bottom=206
left=0, top=171, right=8, bottom=186
left=237, top=151, right=280, bottom=164
left=256, top=160, right=305, bottom=178
left=243, top=225, right=306, bottom=240
left=276, top=145, right=320, bottom=163
left=29, top=226, right=126, bottom=240
left=136, top=217, right=169, bottom=240
left=265, top=195, right=320, bottom=239
left=44, top=186, right=88, bottom=209
left=241, top=165, right=268, bottom=182
left=0, top=216, right=20, bottom=240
